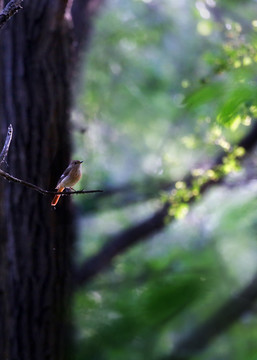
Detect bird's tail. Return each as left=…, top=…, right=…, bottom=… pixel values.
left=51, top=187, right=65, bottom=207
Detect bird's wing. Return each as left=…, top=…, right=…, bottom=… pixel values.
left=56, top=164, right=72, bottom=188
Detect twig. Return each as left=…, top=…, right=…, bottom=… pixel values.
left=0, top=0, right=23, bottom=30
left=0, top=168, right=102, bottom=196
left=0, top=124, right=13, bottom=165
left=0, top=124, right=102, bottom=196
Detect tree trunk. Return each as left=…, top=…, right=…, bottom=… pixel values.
left=0, top=1, right=91, bottom=359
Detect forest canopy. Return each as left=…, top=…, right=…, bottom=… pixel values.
left=70, top=0, right=257, bottom=359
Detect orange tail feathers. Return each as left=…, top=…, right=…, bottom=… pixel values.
left=51, top=187, right=65, bottom=207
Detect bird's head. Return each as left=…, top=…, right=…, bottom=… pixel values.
left=71, top=160, right=83, bottom=166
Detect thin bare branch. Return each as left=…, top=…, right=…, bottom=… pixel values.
left=0, top=124, right=102, bottom=197
left=0, top=0, right=23, bottom=30
left=0, top=168, right=102, bottom=196
left=0, top=124, right=13, bottom=165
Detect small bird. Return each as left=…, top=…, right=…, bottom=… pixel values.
left=51, top=160, right=83, bottom=207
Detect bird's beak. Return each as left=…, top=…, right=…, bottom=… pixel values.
left=79, top=161, right=83, bottom=163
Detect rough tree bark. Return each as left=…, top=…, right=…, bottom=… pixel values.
left=0, top=0, right=102, bottom=359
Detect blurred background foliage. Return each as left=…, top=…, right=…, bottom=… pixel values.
left=72, top=0, right=257, bottom=359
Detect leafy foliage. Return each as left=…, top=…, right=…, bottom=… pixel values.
left=74, top=273, right=204, bottom=360
left=72, top=0, right=257, bottom=359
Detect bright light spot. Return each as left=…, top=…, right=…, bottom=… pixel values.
left=192, top=168, right=205, bottom=177
left=181, top=79, right=190, bottom=88
left=110, top=63, right=121, bottom=75
left=230, top=115, right=241, bottom=131
left=225, top=23, right=232, bottom=30
left=175, top=204, right=189, bottom=219
left=243, top=57, right=252, bottom=66
left=175, top=181, right=186, bottom=189
left=206, top=0, right=216, bottom=7
left=235, top=23, right=242, bottom=32
left=233, top=60, right=241, bottom=68
left=215, top=137, right=230, bottom=151
left=242, top=116, right=251, bottom=126
left=89, top=291, right=102, bottom=304
left=119, top=39, right=136, bottom=51
left=182, top=135, right=197, bottom=149
left=206, top=169, right=218, bottom=180
left=211, top=125, right=222, bottom=137
left=197, top=20, right=212, bottom=36
left=195, top=1, right=210, bottom=19
left=250, top=106, right=257, bottom=116
left=252, top=20, right=257, bottom=27
left=142, top=0, right=152, bottom=3
left=234, top=147, right=245, bottom=157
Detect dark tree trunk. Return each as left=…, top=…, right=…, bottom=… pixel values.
left=0, top=1, right=100, bottom=359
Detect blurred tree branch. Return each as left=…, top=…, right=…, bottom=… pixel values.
left=74, top=121, right=257, bottom=287
left=206, top=1, right=252, bottom=32
left=165, top=272, right=257, bottom=359
left=74, top=202, right=170, bottom=286
left=82, top=178, right=173, bottom=214
left=0, top=0, right=22, bottom=30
